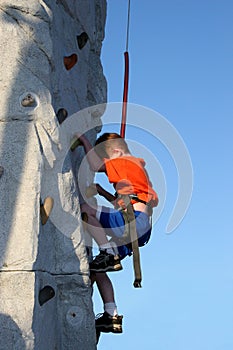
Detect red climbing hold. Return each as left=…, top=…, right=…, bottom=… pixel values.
left=64, top=54, right=78, bottom=70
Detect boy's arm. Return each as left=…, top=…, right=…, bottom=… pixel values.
left=87, top=183, right=122, bottom=208
left=86, top=183, right=126, bottom=209
left=96, top=184, right=116, bottom=203
left=76, top=133, right=106, bottom=172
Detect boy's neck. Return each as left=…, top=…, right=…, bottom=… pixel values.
left=110, top=151, right=131, bottom=159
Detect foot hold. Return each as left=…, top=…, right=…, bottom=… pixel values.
left=70, top=137, right=82, bottom=151
left=21, top=93, right=37, bottom=107
left=64, top=54, right=78, bottom=70
left=77, top=32, right=89, bottom=49
left=40, top=197, right=54, bottom=225
left=39, top=285, right=55, bottom=306
left=56, top=108, right=68, bottom=124
left=0, top=166, right=4, bottom=179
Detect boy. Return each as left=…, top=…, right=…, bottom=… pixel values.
left=77, top=132, right=158, bottom=272
left=76, top=132, right=158, bottom=336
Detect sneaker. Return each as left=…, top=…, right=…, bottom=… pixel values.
left=89, top=250, right=122, bottom=272
left=95, top=312, right=123, bottom=333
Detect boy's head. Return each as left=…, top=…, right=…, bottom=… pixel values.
left=95, top=133, right=130, bottom=159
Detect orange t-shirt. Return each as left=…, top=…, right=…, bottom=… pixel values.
left=104, top=156, right=158, bottom=208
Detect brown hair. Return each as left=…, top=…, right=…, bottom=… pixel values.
left=95, top=133, right=130, bottom=158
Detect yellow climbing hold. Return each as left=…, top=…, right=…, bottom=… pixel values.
left=85, top=184, right=98, bottom=198
left=81, top=212, right=88, bottom=231
left=70, top=137, right=82, bottom=152
left=40, top=197, right=54, bottom=225
left=21, top=94, right=36, bottom=107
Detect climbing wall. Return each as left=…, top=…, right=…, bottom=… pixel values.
left=0, top=1, right=107, bottom=349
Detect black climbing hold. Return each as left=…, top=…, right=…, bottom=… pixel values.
left=77, top=32, right=89, bottom=50
left=81, top=212, right=88, bottom=223
left=39, top=285, right=55, bottom=306
left=64, top=54, right=78, bottom=70
left=0, top=166, right=4, bottom=178
left=86, top=246, right=90, bottom=256
left=21, top=94, right=36, bottom=107
left=56, top=108, right=68, bottom=125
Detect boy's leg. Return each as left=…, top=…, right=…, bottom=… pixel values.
left=81, top=203, right=111, bottom=246
left=95, top=272, right=116, bottom=307
left=92, top=273, right=123, bottom=334
left=81, top=203, right=122, bottom=272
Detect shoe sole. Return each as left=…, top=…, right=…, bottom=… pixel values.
left=96, top=324, right=123, bottom=333
left=90, top=263, right=123, bottom=273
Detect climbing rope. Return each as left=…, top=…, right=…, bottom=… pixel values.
left=119, top=1, right=142, bottom=288
left=120, top=0, right=131, bottom=139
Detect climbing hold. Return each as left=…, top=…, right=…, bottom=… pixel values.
left=85, top=184, right=98, bottom=198
left=64, top=54, right=78, bottom=70
left=56, top=108, right=68, bottom=124
left=0, top=166, right=4, bottom=178
left=40, top=197, right=54, bottom=225
left=86, top=246, right=90, bottom=257
left=81, top=212, right=88, bottom=231
left=21, top=93, right=37, bottom=107
left=70, top=137, right=82, bottom=152
left=39, top=285, right=55, bottom=306
left=77, top=32, right=89, bottom=50
left=81, top=212, right=88, bottom=222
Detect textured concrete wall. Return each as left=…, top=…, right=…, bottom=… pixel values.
left=0, top=1, right=107, bottom=349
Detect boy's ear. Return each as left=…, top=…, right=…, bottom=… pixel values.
left=113, top=148, right=123, bottom=156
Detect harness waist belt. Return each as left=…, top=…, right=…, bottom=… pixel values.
left=116, top=192, right=149, bottom=206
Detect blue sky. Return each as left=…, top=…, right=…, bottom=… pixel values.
left=93, top=1, right=233, bottom=349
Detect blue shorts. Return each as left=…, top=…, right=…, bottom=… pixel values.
left=97, top=206, right=152, bottom=259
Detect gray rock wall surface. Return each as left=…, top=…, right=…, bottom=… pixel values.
left=0, top=1, right=107, bottom=349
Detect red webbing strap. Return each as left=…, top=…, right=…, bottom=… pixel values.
left=120, top=51, right=129, bottom=139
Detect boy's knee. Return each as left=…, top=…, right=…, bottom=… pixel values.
left=81, top=203, right=96, bottom=218
left=90, top=272, right=96, bottom=285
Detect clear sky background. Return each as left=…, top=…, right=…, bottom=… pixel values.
left=93, top=1, right=233, bottom=349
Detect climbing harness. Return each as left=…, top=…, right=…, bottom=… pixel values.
left=117, top=195, right=142, bottom=288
